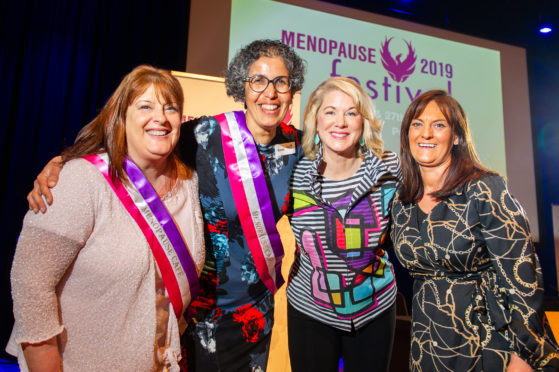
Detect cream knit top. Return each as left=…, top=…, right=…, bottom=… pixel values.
left=9, top=158, right=205, bottom=371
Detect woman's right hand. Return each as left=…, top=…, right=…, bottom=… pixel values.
left=27, top=156, right=63, bottom=213
left=22, top=337, right=61, bottom=372
left=507, top=353, right=534, bottom=372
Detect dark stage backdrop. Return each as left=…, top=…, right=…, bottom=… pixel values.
left=528, top=44, right=559, bottom=298
left=0, top=0, right=190, bottom=358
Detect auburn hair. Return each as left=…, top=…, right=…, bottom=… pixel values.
left=61, top=65, right=185, bottom=182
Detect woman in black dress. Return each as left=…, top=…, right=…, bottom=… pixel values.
left=391, top=90, right=559, bottom=371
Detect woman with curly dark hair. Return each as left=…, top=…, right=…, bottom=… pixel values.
left=179, top=38, right=306, bottom=372
left=27, top=39, right=307, bottom=371
left=391, top=90, right=559, bottom=371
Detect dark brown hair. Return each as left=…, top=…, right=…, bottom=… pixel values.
left=61, top=65, right=184, bottom=182
left=398, top=90, right=496, bottom=203
left=225, top=39, right=306, bottom=102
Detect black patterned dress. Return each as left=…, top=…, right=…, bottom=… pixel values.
left=391, top=175, right=559, bottom=371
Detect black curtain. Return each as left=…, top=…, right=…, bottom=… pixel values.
left=0, top=0, right=190, bottom=357
left=528, top=45, right=559, bottom=297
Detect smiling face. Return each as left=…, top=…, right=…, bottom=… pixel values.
left=244, top=56, right=293, bottom=140
left=316, top=89, right=363, bottom=161
left=408, top=100, right=458, bottom=173
left=125, top=84, right=181, bottom=168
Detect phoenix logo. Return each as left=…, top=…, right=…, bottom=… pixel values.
left=380, top=37, right=417, bottom=83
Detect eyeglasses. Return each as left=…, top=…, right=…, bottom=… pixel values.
left=245, top=75, right=291, bottom=93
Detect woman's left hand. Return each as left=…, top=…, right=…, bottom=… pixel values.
left=507, top=353, right=534, bottom=372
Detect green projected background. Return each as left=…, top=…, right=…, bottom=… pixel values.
left=229, top=0, right=506, bottom=175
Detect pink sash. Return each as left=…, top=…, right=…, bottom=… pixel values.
left=84, top=153, right=199, bottom=319
left=216, top=111, right=284, bottom=294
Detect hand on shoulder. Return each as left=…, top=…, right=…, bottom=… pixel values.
left=27, top=156, right=63, bottom=214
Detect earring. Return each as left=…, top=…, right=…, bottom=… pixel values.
left=359, top=137, right=364, bottom=147
left=314, top=133, right=320, bottom=144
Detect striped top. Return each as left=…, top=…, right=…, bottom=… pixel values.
left=321, top=170, right=364, bottom=218
left=287, top=149, right=401, bottom=331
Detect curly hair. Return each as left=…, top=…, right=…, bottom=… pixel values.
left=302, top=77, right=384, bottom=160
left=225, top=39, right=306, bottom=102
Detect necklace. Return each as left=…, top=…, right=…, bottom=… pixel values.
left=153, top=159, right=178, bottom=198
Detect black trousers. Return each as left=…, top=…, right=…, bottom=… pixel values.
left=287, top=302, right=396, bottom=372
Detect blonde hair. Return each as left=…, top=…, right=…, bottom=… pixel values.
left=301, top=77, right=384, bottom=160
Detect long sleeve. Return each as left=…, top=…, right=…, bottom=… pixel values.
left=11, top=160, right=96, bottom=345
left=474, top=175, right=559, bottom=370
